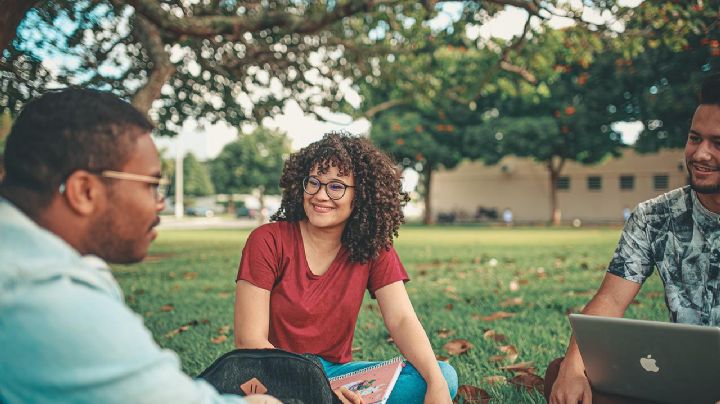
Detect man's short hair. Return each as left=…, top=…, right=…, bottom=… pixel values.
left=2, top=88, right=153, bottom=208
left=700, top=73, right=720, bottom=105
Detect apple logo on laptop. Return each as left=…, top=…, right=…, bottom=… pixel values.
left=639, top=355, right=660, bottom=373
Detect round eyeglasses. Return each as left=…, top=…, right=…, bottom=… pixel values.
left=303, top=176, right=355, bottom=200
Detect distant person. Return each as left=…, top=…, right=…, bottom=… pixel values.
left=503, top=207, right=513, bottom=226
left=546, top=74, right=720, bottom=403
left=0, top=88, right=278, bottom=403
left=233, top=132, right=458, bottom=403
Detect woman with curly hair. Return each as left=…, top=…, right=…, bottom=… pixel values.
left=233, top=132, right=458, bottom=403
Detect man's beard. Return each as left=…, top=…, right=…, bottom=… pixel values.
left=87, top=205, right=151, bottom=264
left=688, top=165, right=720, bottom=194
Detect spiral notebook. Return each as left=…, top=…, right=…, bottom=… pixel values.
left=328, top=356, right=405, bottom=404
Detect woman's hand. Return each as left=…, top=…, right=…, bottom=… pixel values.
left=334, top=386, right=363, bottom=404
left=424, top=379, right=452, bottom=404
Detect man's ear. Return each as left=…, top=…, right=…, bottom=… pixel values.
left=61, top=170, right=105, bottom=216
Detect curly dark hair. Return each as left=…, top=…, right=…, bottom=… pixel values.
left=271, top=131, right=410, bottom=263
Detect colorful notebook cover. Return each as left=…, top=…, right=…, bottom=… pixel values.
left=328, top=357, right=405, bottom=404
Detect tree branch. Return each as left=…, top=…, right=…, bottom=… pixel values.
left=0, top=0, right=43, bottom=52
left=363, top=98, right=410, bottom=119
left=125, top=0, right=396, bottom=40
left=130, top=15, right=175, bottom=116
left=482, top=0, right=540, bottom=16
left=500, top=60, right=536, bottom=83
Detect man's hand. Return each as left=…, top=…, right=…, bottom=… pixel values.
left=334, top=386, right=363, bottom=404
left=549, top=369, right=592, bottom=404
left=244, top=394, right=283, bottom=404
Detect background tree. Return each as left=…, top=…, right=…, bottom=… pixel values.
left=180, top=152, right=214, bottom=198
left=600, top=1, right=720, bottom=152
left=1, top=1, right=634, bottom=135
left=363, top=9, right=606, bottom=224
left=371, top=107, right=465, bottom=225
left=211, top=127, right=290, bottom=221
left=1, top=0, right=437, bottom=135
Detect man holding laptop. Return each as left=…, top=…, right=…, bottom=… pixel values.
left=546, top=74, right=720, bottom=404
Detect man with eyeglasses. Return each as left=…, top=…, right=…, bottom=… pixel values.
left=0, top=88, right=278, bottom=403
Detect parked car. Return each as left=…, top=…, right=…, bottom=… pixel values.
left=235, top=205, right=257, bottom=219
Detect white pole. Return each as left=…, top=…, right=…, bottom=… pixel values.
left=175, top=137, right=184, bottom=218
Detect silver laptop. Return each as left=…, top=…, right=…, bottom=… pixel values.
left=569, top=314, right=720, bottom=404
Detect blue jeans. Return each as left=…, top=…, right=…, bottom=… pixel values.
left=317, top=356, right=458, bottom=403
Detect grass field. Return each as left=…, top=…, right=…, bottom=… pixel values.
left=113, top=226, right=667, bottom=403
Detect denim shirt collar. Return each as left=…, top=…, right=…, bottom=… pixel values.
left=0, top=197, right=123, bottom=302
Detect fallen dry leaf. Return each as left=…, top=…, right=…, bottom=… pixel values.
left=500, top=297, right=523, bottom=307
left=217, top=291, right=231, bottom=298
left=351, top=346, right=362, bottom=353
left=165, top=324, right=190, bottom=339
left=478, top=311, right=515, bottom=321
left=437, top=328, right=456, bottom=338
left=483, top=375, right=507, bottom=385
left=436, top=354, right=449, bottom=362
left=445, top=303, right=454, bottom=311
left=183, top=271, right=198, bottom=280
left=160, top=304, right=174, bottom=312
left=210, top=335, right=228, bottom=344
left=443, top=339, right=474, bottom=355
left=509, top=280, right=520, bottom=291
left=482, top=329, right=507, bottom=342
left=454, top=385, right=491, bottom=404
left=500, top=361, right=536, bottom=373
left=217, top=325, right=230, bottom=335
left=509, top=373, right=544, bottom=393
left=499, top=345, right=519, bottom=362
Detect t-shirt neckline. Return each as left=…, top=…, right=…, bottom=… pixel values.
left=295, top=221, right=346, bottom=279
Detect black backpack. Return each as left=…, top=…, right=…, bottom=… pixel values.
left=198, top=348, right=343, bottom=404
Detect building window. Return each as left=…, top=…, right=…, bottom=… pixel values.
left=619, top=175, right=635, bottom=191
left=587, top=175, right=602, bottom=191
left=557, top=176, right=570, bottom=190
left=654, top=174, right=669, bottom=190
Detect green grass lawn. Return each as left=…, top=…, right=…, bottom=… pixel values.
left=113, top=226, right=667, bottom=403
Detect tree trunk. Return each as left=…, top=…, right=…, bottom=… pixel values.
left=0, top=0, right=42, bottom=52
left=257, top=186, right=266, bottom=226
left=422, top=166, right=434, bottom=225
left=130, top=15, right=175, bottom=116
left=546, top=157, right=565, bottom=226
left=227, top=194, right=236, bottom=215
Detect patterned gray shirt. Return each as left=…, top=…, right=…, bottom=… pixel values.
left=608, top=186, right=720, bottom=326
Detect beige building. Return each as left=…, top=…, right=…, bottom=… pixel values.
left=430, top=148, right=687, bottom=224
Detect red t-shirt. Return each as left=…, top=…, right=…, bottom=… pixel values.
left=236, top=221, right=409, bottom=363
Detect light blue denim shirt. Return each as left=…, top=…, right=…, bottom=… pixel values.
left=0, top=197, right=246, bottom=404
